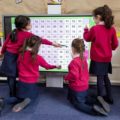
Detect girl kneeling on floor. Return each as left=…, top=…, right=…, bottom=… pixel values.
left=64, top=38, right=110, bottom=116
left=0, top=35, right=61, bottom=113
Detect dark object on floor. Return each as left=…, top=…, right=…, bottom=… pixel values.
left=0, top=98, right=4, bottom=116
left=103, top=96, right=114, bottom=104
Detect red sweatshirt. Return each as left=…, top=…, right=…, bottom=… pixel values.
left=17, top=50, right=57, bottom=83
left=1, top=29, right=52, bottom=54
left=64, top=56, right=89, bottom=92
left=83, top=25, right=118, bottom=62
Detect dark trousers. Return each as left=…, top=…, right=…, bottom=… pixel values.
left=7, top=77, right=16, bottom=97
left=68, top=89, right=97, bottom=115
left=97, top=75, right=112, bottom=99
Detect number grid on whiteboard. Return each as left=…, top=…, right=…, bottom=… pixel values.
left=11, top=16, right=94, bottom=72
left=29, top=16, right=92, bottom=72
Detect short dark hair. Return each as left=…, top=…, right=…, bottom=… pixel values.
left=15, top=15, right=30, bottom=29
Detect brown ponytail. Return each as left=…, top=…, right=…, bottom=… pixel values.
left=20, top=35, right=42, bottom=60
left=93, top=5, right=114, bottom=29
left=10, top=29, right=17, bottom=42
left=72, top=38, right=85, bottom=60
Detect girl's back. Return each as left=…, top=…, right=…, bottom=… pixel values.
left=18, top=43, right=57, bottom=84
left=68, top=56, right=89, bottom=91
left=3, top=30, right=32, bottom=54
left=89, top=25, right=118, bottom=62
left=18, top=50, right=40, bottom=80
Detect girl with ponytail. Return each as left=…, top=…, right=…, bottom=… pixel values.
left=84, top=5, right=118, bottom=104
left=93, top=5, right=114, bottom=29
left=0, top=35, right=61, bottom=112
left=64, top=38, right=109, bottom=116
left=0, top=15, right=61, bottom=99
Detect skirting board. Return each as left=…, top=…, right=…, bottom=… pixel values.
left=0, top=77, right=120, bottom=86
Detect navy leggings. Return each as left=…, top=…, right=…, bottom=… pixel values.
left=67, top=89, right=99, bottom=115
left=7, top=77, right=16, bottom=97
left=97, top=75, right=112, bottom=99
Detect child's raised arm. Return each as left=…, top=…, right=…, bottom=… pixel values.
left=83, top=27, right=95, bottom=42
left=41, top=38, right=61, bottom=47
left=27, top=32, right=61, bottom=47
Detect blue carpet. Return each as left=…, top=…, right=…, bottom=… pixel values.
left=0, top=83, right=120, bottom=120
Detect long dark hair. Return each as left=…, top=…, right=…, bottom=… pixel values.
left=20, top=35, right=42, bottom=60
left=93, top=5, right=114, bottom=29
left=72, top=38, right=85, bottom=60
left=10, top=15, right=30, bottom=42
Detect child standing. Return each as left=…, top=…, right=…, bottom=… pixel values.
left=64, top=38, right=110, bottom=116
left=83, top=5, right=118, bottom=104
left=0, top=35, right=61, bottom=112
left=0, top=15, right=61, bottom=97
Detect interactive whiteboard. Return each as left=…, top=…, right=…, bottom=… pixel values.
left=3, top=15, right=95, bottom=72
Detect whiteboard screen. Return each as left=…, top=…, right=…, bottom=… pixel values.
left=5, top=15, right=95, bottom=72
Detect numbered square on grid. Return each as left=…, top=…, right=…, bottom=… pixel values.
left=58, top=24, right=64, bottom=31
left=77, top=29, right=83, bottom=34
left=58, top=19, right=64, bottom=24
left=64, top=24, right=71, bottom=29
left=77, top=19, right=82, bottom=24
left=71, top=20, right=77, bottom=24
left=57, top=35, right=64, bottom=39
left=76, top=24, right=82, bottom=29
left=64, top=29, right=71, bottom=35
left=46, top=30, right=52, bottom=34
left=70, top=35, right=78, bottom=39
left=40, top=19, right=46, bottom=24
left=71, top=23, right=77, bottom=28
left=51, top=35, right=57, bottom=39
left=57, top=39, right=64, bottom=44
left=45, top=35, right=51, bottom=39
left=64, top=19, right=71, bottom=24
left=45, top=25, right=51, bottom=31
left=63, top=35, right=70, bottom=39
left=77, top=35, right=83, bottom=39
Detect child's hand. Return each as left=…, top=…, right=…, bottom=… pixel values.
left=52, top=42, right=62, bottom=48
left=56, top=65, right=61, bottom=69
left=84, top=25, right=89, bottom=29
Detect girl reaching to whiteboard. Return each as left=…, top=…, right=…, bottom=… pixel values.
left=0, top=15, right=61, bottom=99
left=0, top=35, right=61, bottom=113
left=64, top=38, right=110, bottom=116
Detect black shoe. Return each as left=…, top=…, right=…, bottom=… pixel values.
left=93, top=105, right=108, bottom=116
left=103, top=96, right=114, bottom=105
left=0, top=98, right=4, bottom=116
left=97, top=96, right=110, bottom=112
